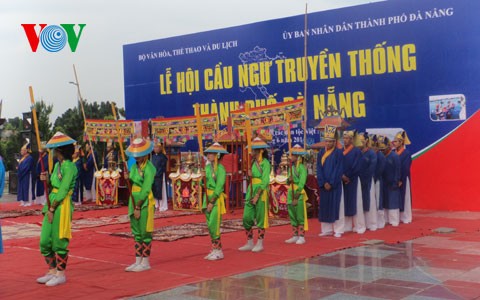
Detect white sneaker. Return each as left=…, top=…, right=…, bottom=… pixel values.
left=24, top=202, right=32, bottom=207
left=204, top=251, right=213, bottom=259
left=252, top=240, right=264, bottom=253
left=296, top=237, right=306, bottom=245
left=125, top=257, right=142, bottom=272
left=334, top=233, right=342, bottom=238
left=207, top=250, right=224, bottom=261
left=319, top=232, right=333, bottom=237
left=285, top=236, right=299, bottom=244
left=37, top=273, right=56, bottom=284
left=19, top=202, right=25, bottom=207
left=238, top=240, right=254, bottom=251
left=132, top=257, right=151, bottom=272
left=45, top=275, right=66, bottom=287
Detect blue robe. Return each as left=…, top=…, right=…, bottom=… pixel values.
left=36, top=153, right=49, bottom=197
left=72, top=158, right=84, bottom=202
left=0, top=157, right=5, bottom=253
left=17, top=155, right=34, bottom=202
left=397, top=148, right=412, bottom=212
left=317, top=148, right=344, bottom=223
left=359, top=148, right=377, bottom=211
left=342, top=146, right=362, bottom=216
left=151, top=152, right=167, bottom=200
left=83, top=151, right=98, bottom=191
left=375, top=151, right=386, bottom=210
left=382, top=151, right=401, bottom=209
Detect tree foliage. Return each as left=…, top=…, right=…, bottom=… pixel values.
left=0, top=100, right=125, bottom=171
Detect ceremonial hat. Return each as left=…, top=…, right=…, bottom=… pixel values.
left=290, top=144, right=308, bottom=155
left=204, top=142, right=228, bottom=154
left=21, top=139, right=31, bottom=152
left=369, top=134, right=378, bottom=148
left=46, top=132, right=76, bottom=149
left=125, top=138, right=153, bottom=158
left=323, top=125, right=337, bottom=141
left=250, top=137, right=269, bottom=149
left=394, top=130, right=411, bottom=145
left=343, top=129, right=357, bottom=139
left=355, top=132, right=369, bottom=147
left=377, top=135, right=390, bottom=150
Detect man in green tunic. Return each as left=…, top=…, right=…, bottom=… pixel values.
left=239, top=137, right=271, bottom=253
left=285, top=144, right=309, bottom=245
left=37, top=132, right=78, bottom=287
left=124, top=138, right=156, bottom=272
left=202, top=142, right=228, bottom=261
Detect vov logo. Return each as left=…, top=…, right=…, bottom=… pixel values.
left=21, top=24, right=86, bottom=52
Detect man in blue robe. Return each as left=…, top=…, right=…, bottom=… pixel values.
left=357, top=132, right=378, bottom=231
left=378, top=135, right=401, bottom=227
left=17, top=141, right=34, bottom=206
left=151, top=142, right=168, bottom=211
left=342, top=130, right=363, bottom=233
left=393, top=131, right=413, bottom=224
left=371, top=135, right=386, bottom=229
left=83, top=143, right=98, bottom=202
left=317, top=125, right=344, bottom=238
left=35, top=142, right=49, bottom=206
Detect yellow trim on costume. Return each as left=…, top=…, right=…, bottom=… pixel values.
left=321, top=148, right=334, bottom=166
left=52, top=188, right=73, bottom=240
left=293, top=184, right=308, bottom=231
left=132, top=185, right=155, bottom=232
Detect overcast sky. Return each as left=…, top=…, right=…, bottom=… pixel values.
left=0, top=0, right=382, bottom=121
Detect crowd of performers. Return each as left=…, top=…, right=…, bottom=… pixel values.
left=27, top=124, right=411, bottom=287
left=15, top=138, right=169, bottom=210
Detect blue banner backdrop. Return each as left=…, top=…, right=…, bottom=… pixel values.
left=123, top=0, right=480, bottom=155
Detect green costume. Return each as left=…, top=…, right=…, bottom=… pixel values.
left=128, top=160, right=156, bottom=258
left=40, top=160, right=78, bottom=271
left=202, top=163, right=227, bottom=250
left=243, top=158, right=271, bottom=239
left=287, top=161, right=309, bottom=237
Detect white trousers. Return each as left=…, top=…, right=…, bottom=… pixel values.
left=400, top=178, right=412, bottom=224
left=353, top=182, right=366, bottom=234
left=375, top=180, right=386, bottom=229
left=364, top=178, right=378, bottom=231
left=385, top=208, right=400, bottom=226
left=321, top=186, right=345, bottom=235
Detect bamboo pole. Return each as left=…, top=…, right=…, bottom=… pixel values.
left=111, top=102, right=132, bottom=205
left=29, top=86, right=50, bottom=209
left=72, top=64, right=99, bottom=171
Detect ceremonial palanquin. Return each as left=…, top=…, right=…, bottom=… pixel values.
left=168, top=152, right=204, bottom=211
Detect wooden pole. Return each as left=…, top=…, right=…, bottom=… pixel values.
left=111, top=102, right=132, bottom=205
left=244, top=103, right=253, bottom=197
left=72, top=64, right=99, bottom=171
left=195, top=103, right=207, bottom=209
left=286, top=113, right=295, bottom=204
left=29, top=86, right=50, bottom=209
left=303, top=2, right=308, bottom=147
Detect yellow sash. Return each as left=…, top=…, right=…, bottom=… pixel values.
left=52, top=188, right=73, bottom=240
left=132, top=185, right=155, bottom=232
left=321, top=148, right=334, bottom=166
left=207, top=189, right=226, bottom=236
left=252, top=178, right=269, bottom=228
left=292, top=184, right=309, bottom=231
